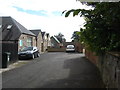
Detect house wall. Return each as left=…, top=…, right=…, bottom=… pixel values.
left=44, top=34, right=48, bottom=52
left=42, top=34, right=48, bottom=52
left=47, top=35, right=51, bottom=47
left=18, top=34, right=36, bottom=51
left=37, top=33, right=42, bottom=53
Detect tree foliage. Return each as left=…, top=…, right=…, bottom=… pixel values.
left=71, top=31, right=81, bottom=42
left=54, top=33, right=66, bottom=43
left=64, top=2, right=120, bottom=54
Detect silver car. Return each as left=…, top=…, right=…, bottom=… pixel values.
left=66, top=45, right=75, bottom=52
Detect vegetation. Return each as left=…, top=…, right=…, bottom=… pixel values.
left=64, top=2, right=120, bottom=54
left=54, top=33, right=66, bottom=43
left=71, top=31, right=80, bottom=42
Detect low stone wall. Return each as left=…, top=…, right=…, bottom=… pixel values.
left=99, top=52, right=120, bottom=88
left=47, top=47, right=66, bottom=52
left=85, top=50, right=120, bottom=88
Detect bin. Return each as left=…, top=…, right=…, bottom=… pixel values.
left=2, top=52, right=11, bottom=68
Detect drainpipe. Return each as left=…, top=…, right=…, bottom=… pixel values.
left=36, top=37, right=37, bottom=47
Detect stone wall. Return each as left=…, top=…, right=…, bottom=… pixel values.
left=85, top=50, right=120, bottom=88
left=99, top=52, right=120, bottom=88
left=47, top=47, right=66, bottom=52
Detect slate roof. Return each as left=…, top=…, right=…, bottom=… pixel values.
left=13, top=18, right=35, bottom=36
left=51, top=36, right=60, bottom=43
left=1, top=16, right=35, bottom=41
left=30, top=29, right=41, bottom=37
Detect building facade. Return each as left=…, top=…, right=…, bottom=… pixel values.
left=30, top=30, right=43, bottom=53
left=1, top=16, right=36, bottom=65
left=18, top=34, right=36, bottom=51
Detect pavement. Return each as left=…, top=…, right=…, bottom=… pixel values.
left=0, top=52, right=46, bottom=73
left=2, top=52, right=105, bottom=88
left=0, top=60, right=31, bottom=74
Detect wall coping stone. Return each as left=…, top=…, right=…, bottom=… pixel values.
left=107, top=52, right=120, bottom=59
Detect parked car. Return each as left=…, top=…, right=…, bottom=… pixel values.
left=18, top=46, right=40, bottom=60
left=66, top=45, right=75, bottom=52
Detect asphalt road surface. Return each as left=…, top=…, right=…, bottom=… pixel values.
left=2, top=52, right=104, bottom=88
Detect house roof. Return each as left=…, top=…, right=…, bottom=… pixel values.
left=41, top=32, right=45, bottom=38
left=30, top=29, right=41, bottom=37
left=1, top=16, right=35, bottom=41
left=51, top=36, right=60, bottom=43
left=13, top=18, right=35, bottom=36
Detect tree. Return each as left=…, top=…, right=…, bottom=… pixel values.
left=64, top=2, right=120, bottom=54
left=54, top=33, right=66, bottom=43
left=71, top=31, right=80, bottom=42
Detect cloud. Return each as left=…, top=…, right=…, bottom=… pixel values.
left=1, top=0, right=85, bottom=11
left=13, top=6, right=49, bottom=17
left=0, top=0, right=90, bottom=41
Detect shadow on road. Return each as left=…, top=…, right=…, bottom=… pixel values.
left=40, top=56, right=105, bottom=88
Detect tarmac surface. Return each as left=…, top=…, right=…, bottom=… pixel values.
left=2, top=52, right=104, bottom=88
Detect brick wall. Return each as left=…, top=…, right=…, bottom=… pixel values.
left=74, top=42, right=84, bottom=53
left=85, top=49, right=98, bottom=65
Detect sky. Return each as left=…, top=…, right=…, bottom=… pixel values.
left=0, top=0, right=92, bottom=42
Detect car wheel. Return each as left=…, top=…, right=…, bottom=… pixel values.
left=37, top=53, right=40, bottom=57
left=32, top=54, right=35, bottom=59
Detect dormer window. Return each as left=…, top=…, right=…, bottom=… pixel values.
left=7, top=25, right=12, bottom=30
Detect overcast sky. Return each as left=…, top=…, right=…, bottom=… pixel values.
left=0, top=0, right=91, bottom=41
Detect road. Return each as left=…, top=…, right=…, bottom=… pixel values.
left=2, top=52, right=104, bottom=88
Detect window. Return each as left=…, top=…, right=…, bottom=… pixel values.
left=19, top=40, right=23, bottom=46
left=7, top=25, right=12, bottom=30
left=27, top=37, right=32, bottom=46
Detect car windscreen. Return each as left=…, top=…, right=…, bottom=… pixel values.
left=67, top=45, right=74, bottom=49
left=21, top=47, right=33, bottom=51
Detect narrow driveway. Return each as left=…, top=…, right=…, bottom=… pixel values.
left=2, top=52, right=104, bottom=88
